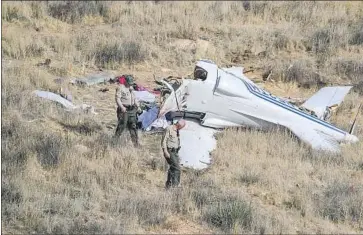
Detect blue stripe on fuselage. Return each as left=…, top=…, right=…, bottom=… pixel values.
left=241, top=80, right=346, bottom=135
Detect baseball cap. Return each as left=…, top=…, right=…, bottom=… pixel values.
left=125, top=75, right=135, bottom=85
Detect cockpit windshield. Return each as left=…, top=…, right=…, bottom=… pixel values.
left=194, top=66, right=208, bottom=81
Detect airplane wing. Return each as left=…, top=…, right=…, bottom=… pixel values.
left=301, top=86, right=353, bottom=119
left=177, top=118, right=341, bottom=170
left=178, top=119, right=218, bottom=170
left=288, top=125, right=341, bottom=153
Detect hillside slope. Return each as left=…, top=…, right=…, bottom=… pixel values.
left=2, top=1, right=363, bottom=234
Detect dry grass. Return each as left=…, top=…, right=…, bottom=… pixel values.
left=2, top=1, right=363, bottom=234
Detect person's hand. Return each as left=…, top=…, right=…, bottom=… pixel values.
left=137, top=107, right=142, bottom=114
left=163, top=150, right=170, bottom=159
left=121, top=106, right=127, bottom=113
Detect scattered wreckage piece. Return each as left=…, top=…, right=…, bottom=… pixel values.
left=33, top=90, right=97, bottom=114
left=137, top=105, right=170, bottom=132
left=146, top=115, right=169, bottom=131
left=34, top=90, right=76, bottom=110
left=158, top=60, right=359, bottom=169
left=77, top=104, right=98, bottom=115
left=134, top=91, right=156, bottom=103
left=153, top=75, right=183, bottom=101
left=138, top=106, right=159, bottom=130
left=36, top=58, right=51, bottom=68
left=99, top=88, right=110, bottom=92
left=71, top=71, right=114, bottom=86
left=281, top=97, right=306, bottom=105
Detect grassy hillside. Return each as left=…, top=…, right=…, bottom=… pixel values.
left=2, top=1, right=363, bottom=234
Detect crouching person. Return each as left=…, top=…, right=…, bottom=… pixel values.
left=161, top=119, right=186, bottom=189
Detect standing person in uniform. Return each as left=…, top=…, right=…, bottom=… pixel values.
left=114, top=75, right=142, bottom=147
left=161, top=119, right=186, bottom=189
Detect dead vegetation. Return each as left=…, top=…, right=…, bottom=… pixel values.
left=91, top=41, right=146, bottom=68
left=2, top=1, right=363, bottom=234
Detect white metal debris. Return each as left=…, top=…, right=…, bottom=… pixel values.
left=177, top=119, right=218, bottom=170
left=33, top=90, right=97, bottom=114
left=134, top=90, right=156, bottom=103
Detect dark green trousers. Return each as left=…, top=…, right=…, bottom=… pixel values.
left=165, top=148, right=181, bottom=189
left=115, top=107, right=139, bottom=147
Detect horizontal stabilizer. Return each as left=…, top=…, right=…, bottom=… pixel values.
left=288, top=125, right=341, bottom=153
left=301, top=86, right=353, bottom=119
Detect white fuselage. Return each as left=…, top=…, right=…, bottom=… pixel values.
left=176, top=62, right=358, bottom=146
left=158, top=60, right=359, bottom=150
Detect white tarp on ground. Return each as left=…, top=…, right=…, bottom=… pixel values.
left=177, top=119, right=218, bottom=170
left=134, top=91, right=156, bottom=103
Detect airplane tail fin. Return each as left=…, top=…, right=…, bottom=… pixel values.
left=349, top=103, right=362, bottom=135
left=301, top=86, right=353, bottom=119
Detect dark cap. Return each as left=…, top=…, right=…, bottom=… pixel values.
left=125, top=75, right=135, bottom=85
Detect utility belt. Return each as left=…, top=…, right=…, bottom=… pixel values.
left=167, top=147, right=181, bottom=152
left=124, top=105, right=136, bottom=111
left=119, top=104, right=136, bottom=111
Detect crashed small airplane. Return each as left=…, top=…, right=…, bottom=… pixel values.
left=158, top=59, right=360, bottom=169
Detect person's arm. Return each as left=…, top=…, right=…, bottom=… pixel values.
left=161, top=128, right=170, bottom=158
left=131, top=90, right=141, bottom=112
left=115, top=86, right=126, bottom=112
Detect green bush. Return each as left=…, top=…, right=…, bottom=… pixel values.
left=92, top=41, right=146, bottom=68
left=34, top=132, right=66, bottom=168
left=203, top=196, right=253, bottom=232
left=317, top=181, right=363, bottom=223
left=47, top=1, right=110, bottom=23
left=335, top=59, right=363, bottom=83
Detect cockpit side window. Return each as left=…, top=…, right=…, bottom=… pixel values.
left=194, top=66, right=208, bottom=81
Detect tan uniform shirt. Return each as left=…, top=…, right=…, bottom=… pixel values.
left=161, top=125, right=180, bottom=149
left=115, top=85, right=139, bottom=107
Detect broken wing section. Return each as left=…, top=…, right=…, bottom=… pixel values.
left=288, top=125, right=341, bottom=153
left=34, top=90, right=76, bottom=110
left=301, top=86, right=353, bottom=119
left=178, top=119, right=218, bottom=170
